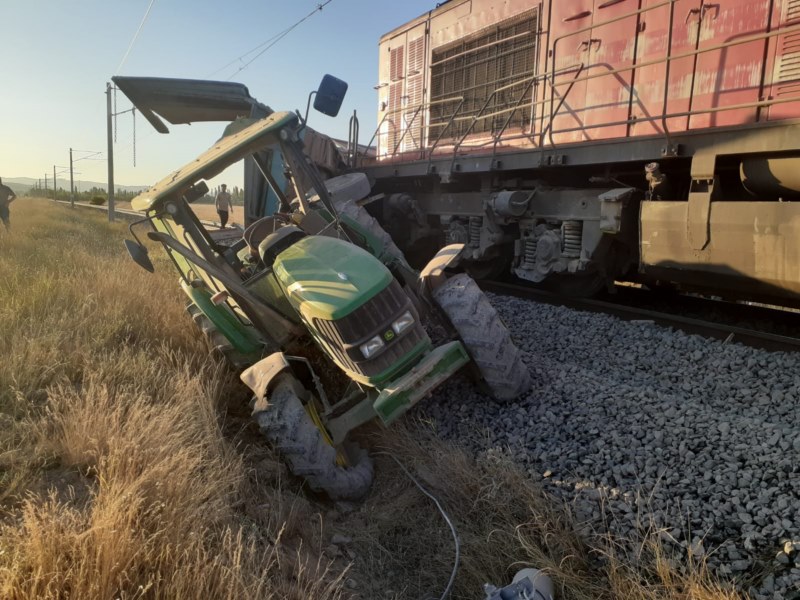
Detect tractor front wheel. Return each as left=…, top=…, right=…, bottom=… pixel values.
left=433, top=273, right=531, bottom=402
left=252, top=374, right=374, bottom=500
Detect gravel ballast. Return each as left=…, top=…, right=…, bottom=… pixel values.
left=420, top=294, right=800, bottom=599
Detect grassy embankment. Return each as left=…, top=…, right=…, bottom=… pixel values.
left=0, top=199, right=744, bottom=600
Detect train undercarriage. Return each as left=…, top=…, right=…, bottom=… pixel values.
left=361, top=121, right=800, bottom=306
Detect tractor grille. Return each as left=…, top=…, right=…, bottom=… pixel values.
left=314, top=280, right=428, bottom=379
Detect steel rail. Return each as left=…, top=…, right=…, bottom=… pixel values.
left=480, top=280, right=800, bottom=353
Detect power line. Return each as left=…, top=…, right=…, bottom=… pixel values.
left=206, top=27, right=292, bottom=79
left=115, top=0, right=157, bottom=74
left=209, top=0, right=334, bottom=81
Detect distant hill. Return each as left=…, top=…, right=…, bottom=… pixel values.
left=3, top=177, right=147, bottom=195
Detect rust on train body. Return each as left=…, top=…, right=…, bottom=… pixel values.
left=356, top=0, right=800, bottom=305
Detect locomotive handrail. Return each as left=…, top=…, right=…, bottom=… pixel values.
left=391, top=104, right=424, bottom=157
left=545, top=20, right=800, bottom=150
left=449, top=75, right=540, bottom=164
left=425, top=97, right=466, bottom=163
left=543, top=65, right=586, bottom=151
left=660, top=0, right=678, bottom=150
left=460, top=17, right=800, bottom=157
left=551, top=0, right=678, bottom=52
left=548, top=0, right=678, bottom=156
left=544, top=95, right=800, bottom=137
left=440, top=93, right=800, bottom=160
left=430, top=30, right=533, bottom=68
left=359, top=95, right=464, bottom=166
left=368, top=4, right=800, bottom=166
left=545, top=22, right=800, bottom=95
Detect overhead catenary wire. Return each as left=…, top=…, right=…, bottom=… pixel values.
left=115, top=0, right=157, bottom=74
left=211, top=0, right=334, bottom=81
left=205, top=26, right=296, bottom=79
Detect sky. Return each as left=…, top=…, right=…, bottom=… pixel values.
left=1, top=0, right=438, bottom=190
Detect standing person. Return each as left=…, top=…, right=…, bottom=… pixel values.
left=215, top=183, right=233, bottom=228
left=0, top=177, right=17, bottom=233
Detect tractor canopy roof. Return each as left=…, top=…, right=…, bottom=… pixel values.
left=112, top=76, right=269, bottom=133
left=131, top=111, right=297, bottom=212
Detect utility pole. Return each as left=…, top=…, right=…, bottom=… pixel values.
left=106, top=82, right=115, bottom=222
left=44, top=174, right=48, bottom=199
left=69, top=148, right=75, bottom=208
left=53, top=165, right=57, bottom=201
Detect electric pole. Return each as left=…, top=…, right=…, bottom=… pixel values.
left=106, top=82, right=116, bottom=222
left=44, top=174, right=48, bottom=199
left=69, top=148, right=75, bottom=208
left=53, top=166, right=57, bottom=201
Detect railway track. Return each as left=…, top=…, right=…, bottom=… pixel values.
left=55, top=199, right=243, bottom=244
left=481, top=280, right=800, bottom=353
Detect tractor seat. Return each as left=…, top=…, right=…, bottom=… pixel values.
left=258, top=226, right=307, bottom=267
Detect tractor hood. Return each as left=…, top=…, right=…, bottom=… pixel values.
left=274, top=236, right=392, bottom=321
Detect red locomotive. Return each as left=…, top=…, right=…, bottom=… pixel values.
left=357, top=0, right=800, bottom=304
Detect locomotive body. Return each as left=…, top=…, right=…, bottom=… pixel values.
left=358, top=0, right=800, bottom=304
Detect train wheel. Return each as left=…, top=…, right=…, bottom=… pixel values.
left=463, top=254, right=511, bottom=281
left=542, top=271, right=606, bottom=298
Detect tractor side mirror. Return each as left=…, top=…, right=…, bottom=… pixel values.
left=182, top=180, right=209, bottom=204
left=124, top=239, right=155, bottom=272
left=313, top=74, right=348, bottom=117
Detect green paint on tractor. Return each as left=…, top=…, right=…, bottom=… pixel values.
left=274, top=236, right=392, bottom=321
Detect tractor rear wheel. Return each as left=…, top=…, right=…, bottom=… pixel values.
left=433, top=273, right=531, bottom=402
left=252, top=374, right=374, bottom=500
left=186, top=302, right=251, bottom=369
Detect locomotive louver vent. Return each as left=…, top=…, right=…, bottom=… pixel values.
left=408, top=36, right=424, bottom=73
left=387, top=46, right=405, bottom=152
left=389, top=46, right=405, bottom=82
left=776, top=0, right=800, bottom=93
left=403, top=36, right=426, bottom=151
left=429, top=9, right=539, bottom=142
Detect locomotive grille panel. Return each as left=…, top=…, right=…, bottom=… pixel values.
left=387, top=46, right=405, bottom=152
left=777, top=0, right=800, bottom=96
left=429, top=9, right=539, bottom=142
left=314, top=280, right=428, bottom=378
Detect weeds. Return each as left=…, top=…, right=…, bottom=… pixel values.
left=0, top=200, right=341, bottom=599
left=0, top=200, right=747, bottom=600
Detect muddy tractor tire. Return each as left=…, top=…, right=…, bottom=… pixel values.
left=252, top=374, right=374, bottom=500
left=433, top=273, right=531, bottom=402
left=186, top=302, right=251, bottom=369
left=314, top=172, right=408, bottom=266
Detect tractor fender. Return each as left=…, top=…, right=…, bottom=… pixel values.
left=240, top=352, right=292, bottom=400
left=419, top=243, right=465, bottom=295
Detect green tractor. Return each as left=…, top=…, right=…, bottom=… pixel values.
left=124, top=83, right=530, bottom=500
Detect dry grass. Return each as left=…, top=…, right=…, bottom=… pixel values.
left=0, top=199, right=342, bottom=599
left=346, top=424, right=746, bottom=600
left=0, top=199, right=748, bottom=600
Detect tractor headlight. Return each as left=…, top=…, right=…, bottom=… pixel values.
left=391, top=311, right=415, bottom=335
left=360, top=335, right=385, bottom=358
